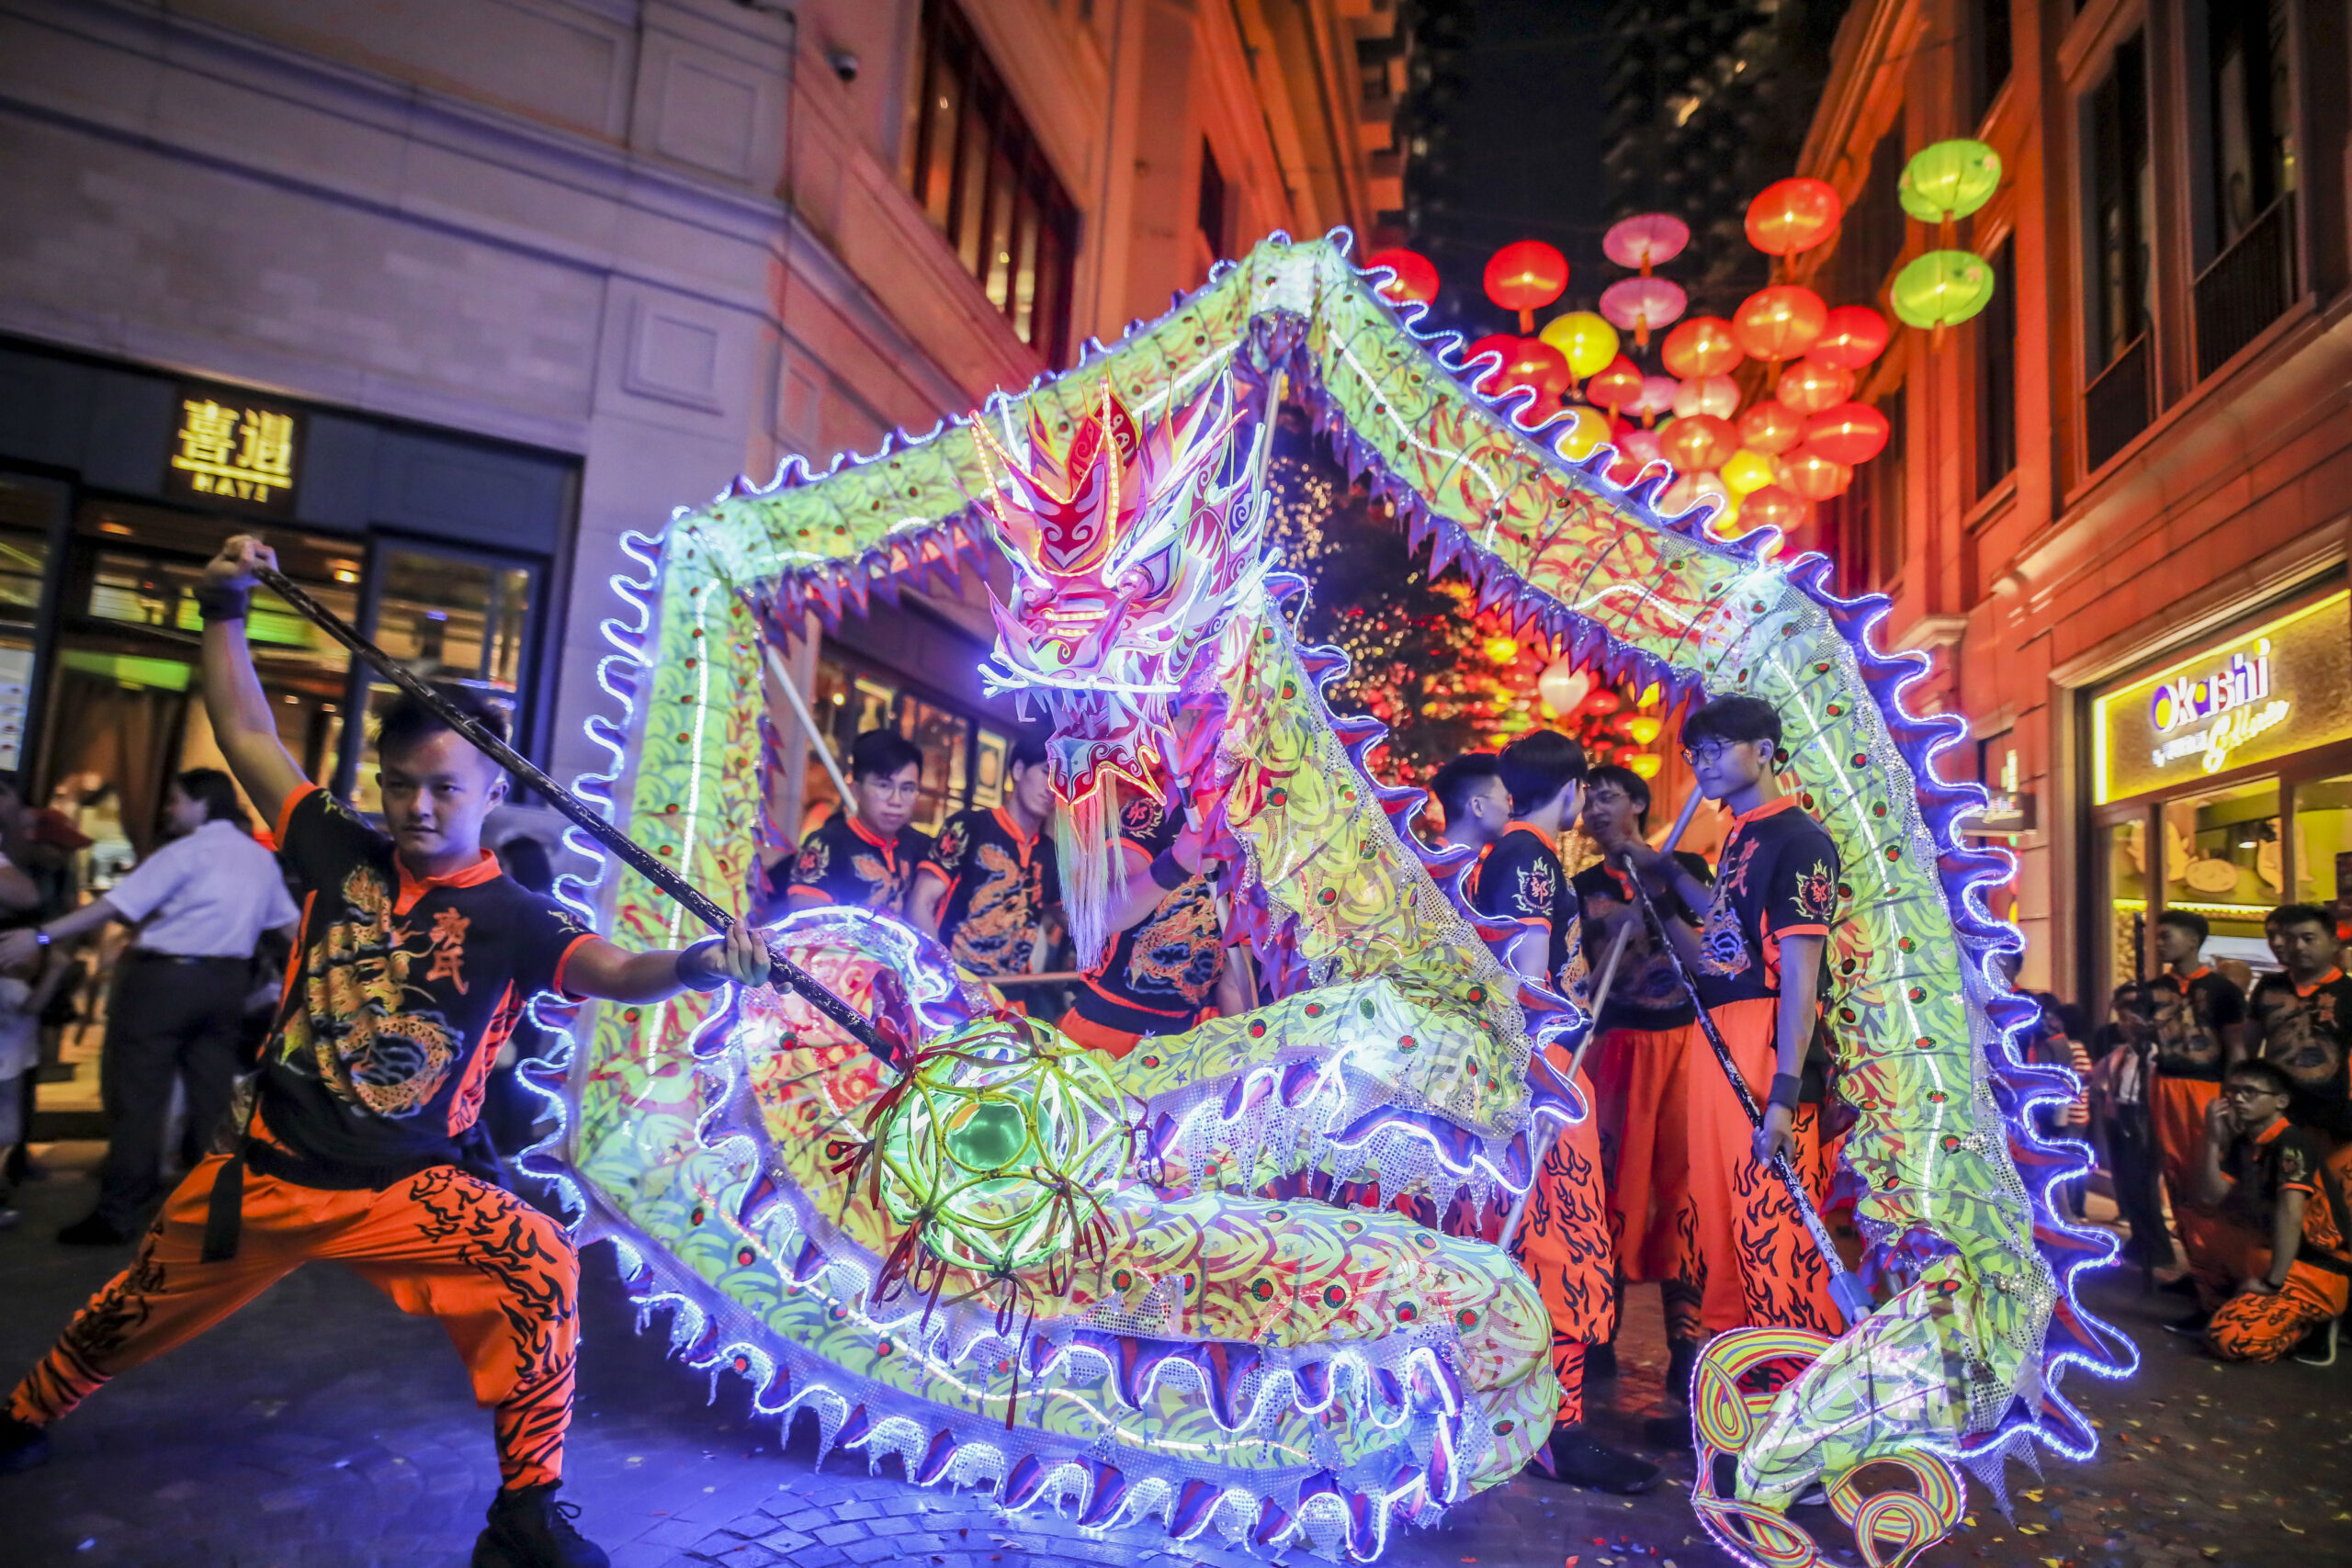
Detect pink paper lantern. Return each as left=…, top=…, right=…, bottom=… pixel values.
left=1600, top=276, right=1690, bottom=349
left=1626, top=374, right=1679, bottom=423
left=1603, top=213, right=1691, bottom=275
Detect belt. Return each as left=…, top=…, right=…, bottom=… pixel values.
left=127, top=951, right=247, bottom=964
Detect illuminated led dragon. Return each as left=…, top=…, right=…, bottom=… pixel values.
left=531, top=233, right=2131, bottom=1566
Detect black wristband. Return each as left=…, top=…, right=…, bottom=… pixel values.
left=1148, top=850, right=1188, bottom=892
left=194, top=582, right=251, bottom=623
left=1767, top=1072, right=1804, bottom=1111
left=674, top=938, right=728, bottom=992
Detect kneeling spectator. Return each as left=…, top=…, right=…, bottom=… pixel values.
left=2186, top=1060, right=2351, bottom=1363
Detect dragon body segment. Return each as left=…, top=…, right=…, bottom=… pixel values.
left=541, top=234, right=2129, bottom=1564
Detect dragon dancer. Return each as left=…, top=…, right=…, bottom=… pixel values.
left=907, top=730, right=1062, bottom=1007
left=1622, top=695, right=1842, bottom=1364
left=1468, top=731, right=1659, bottom=1494
left=1573, top=763, right=1713, bottom=1407
left=0, top=536, right=773, bottom=1568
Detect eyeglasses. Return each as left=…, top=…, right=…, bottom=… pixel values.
left=1681, top=740, right=1751, bottom=765
left=2222, top=1082, right=2287, bottom=1101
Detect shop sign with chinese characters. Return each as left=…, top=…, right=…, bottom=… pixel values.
left=2093, top=590, right=2352, bottom=803
left=163, top=387, right=300, bottom=514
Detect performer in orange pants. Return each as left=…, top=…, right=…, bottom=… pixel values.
left=1512, top=1059, right=1617, bottom=1427
left=0, top=534, right=777, bottom=1568
left=1585, top=1021, right=1702, bottom=1342
left=1620, top=698, right=1847, bottom=1357
left=1687, top=998, right=1839, bottom=1336
left=11, top=1149, right=579, bottom=1487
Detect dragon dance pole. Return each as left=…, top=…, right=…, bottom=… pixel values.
left=1619, top=867, right=1871, bottom=1329
left=250, top=564, right=898, bottom=1065
left=1501, top=786, right=1703, bottom=1245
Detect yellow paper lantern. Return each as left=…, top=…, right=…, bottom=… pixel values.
left=1625, top=716, right=1664, bottom=745
left=1483, top=635, right=1521, bottom=666
left=1626, top=753, right=1664, bottom=780
left=1555, top=403, right=1611, bottom=460
left=1721, top=447, right=1778, bottom=496
left=1538, top=311, right=1622, bottom=380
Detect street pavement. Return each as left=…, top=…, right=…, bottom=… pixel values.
left=2, top=1144, right=2347, bottom=1568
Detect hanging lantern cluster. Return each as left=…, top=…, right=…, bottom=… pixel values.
left=1629, top=161, right=1950, bottom=543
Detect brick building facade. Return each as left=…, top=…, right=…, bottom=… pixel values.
left=1786, top=0, right=2352, bottom=1003
left=0, top=0, right=1408, bottom=863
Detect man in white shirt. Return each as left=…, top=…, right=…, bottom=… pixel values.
left=0, top=769, right=298, bottom=1243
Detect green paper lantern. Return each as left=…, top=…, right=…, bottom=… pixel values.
left=1891, top=250, right=1997, bottom=331
left=1899, top=140, right=2002, bottom=223
left=869, top=1016, right=1128, bottom=1279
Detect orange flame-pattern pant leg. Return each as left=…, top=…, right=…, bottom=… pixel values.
left=1688, top=998, right=1839, bottom=1337
left=1511, top=1063, right=1617, bottom=1426
left=2151, top=1076, right=2223, bottom=1274
left=1586, top=1021, right=1702, bottom=1343
left=2201, top=1250, right=2348, bottom=1361
left=8, top=1154, right=579, bottom=1489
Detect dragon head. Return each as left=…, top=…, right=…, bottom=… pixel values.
left=972, top=375, right=1268, bottom=962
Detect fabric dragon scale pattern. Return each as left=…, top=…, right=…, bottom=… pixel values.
left=527, top=233, right=2132, bottom=1567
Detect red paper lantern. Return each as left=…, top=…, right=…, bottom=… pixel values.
left=1776, top=358, right=1856, bottom=415
left=1782, top=450, right=1855, bottom=502
left=1587, top=355, right=1645, bottom=415
left=1616, top=426, right=1664, bottom=467
left=1583, top=690, right=1623, bottom=716
left=1662, top=316, right=1743, bottom=379
left=1463, top=333, right=1521, bottom=392
left=1734, top=286, right=1829, bottom=362
left=1365, top=246, right=1440, bottom=306
left=1738, top=401, right=1807, bottom=456
left=1501, top=340, right=1573, bottom=410
left=1485, top=240, right=1569, bottom=331
left=1659, top=412, right=1737, bottom=473
left=1807, top=304, right=1890, bottom=370
left=1745, top=177, right=1844, bottom=256
left=1805, top=401, right=1891, bottom=465
left=1740, top=484, right=1811, bottom=531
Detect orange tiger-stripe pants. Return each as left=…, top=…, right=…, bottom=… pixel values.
left=1510, top=1057, right=1616, bottom=1427
left=7, top=1154, right=578, bottom=1489
left=1690, top=998, right=1840, bottom=1337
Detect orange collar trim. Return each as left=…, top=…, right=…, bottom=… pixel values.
left=1733, top=795, right=1801, bottom=828
left=2252, top=1116, right=2290, bottom=1146
left=992, top=807, right=1036, bottom=855
left=395, top=849, right=502, bottom=912
left=2296, top=967, right=2346, bottom=998
left=1507, top=821, right=1559, bottom=852
left=845, top=812, right=893, bottom=855
left=2162, top=965, right=2213, bottom=990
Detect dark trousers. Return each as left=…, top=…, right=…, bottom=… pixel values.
left=2104, top=1100, right=2175, bottom=1272
left=95, top=954, right=250, bottom=1232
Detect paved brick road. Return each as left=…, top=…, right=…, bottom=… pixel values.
left=2, top=1145, right=2346, bottom=1568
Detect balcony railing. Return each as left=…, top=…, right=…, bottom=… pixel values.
left=2194, top=195, right=2296, bottom=381
left=2084, top=332, right=2153, bottom=473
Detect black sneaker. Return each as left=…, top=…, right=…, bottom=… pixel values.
left=1530, top=1424, right=1661, bottom=1494
left=1642, top=1404, right=1694, bottom=1450
left=1583, top=1342, right=1619, bottom=1380
left=2292, top=1319, right=2339, bottom=1367
left=2162, top=1309, right=2211, bottom=1338
left=0, top=1414, right=50, bottom=1475
left=55, top=1214, right=130, bottom=1247
left=472, top=1483, right=608, bottom=1568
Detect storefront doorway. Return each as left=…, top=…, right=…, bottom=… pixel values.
left=39, top=497, right=545, bottom=854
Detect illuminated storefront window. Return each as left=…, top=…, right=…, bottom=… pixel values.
left=2088, top=586, right=2352, bottom=1006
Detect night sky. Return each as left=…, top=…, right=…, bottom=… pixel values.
left=1423, top=0, right=1616, bottom=338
